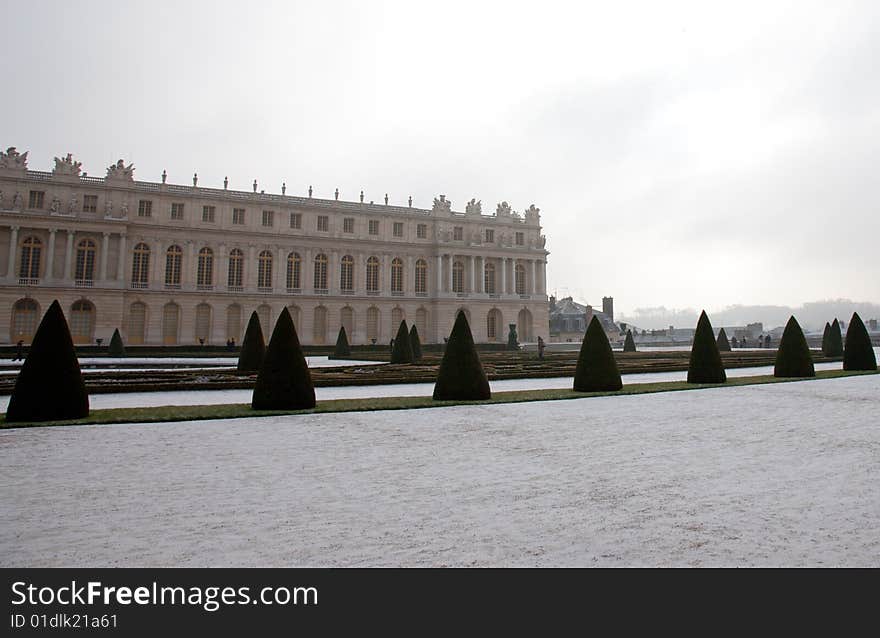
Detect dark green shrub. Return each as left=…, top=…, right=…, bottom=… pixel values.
left=333, top=326, right=351, bottom=358
left=716, top=327, right=731, bottom=352
left=390, top=320, right=414, bottom=364
left=5, top=300, right=89, bottom=422
left=237, top=311, right=266, bottom=372
left=623, top=329, right=636, bottom=352
left=843, top=312, right=877, bottom=371
left=774, top=316, right=815, bottom=377
left=573, top=316, right=623, bottom=392
left=433, top=311, right=491, bottom=400
left=821, top=322, right=831, bottom=356
left=409, top=324, right=423, bottom=361
left=252, top=307, right=315, bottom=410
left=827, top=319, right=844, bottom=357
left=687, top=311, right=727, bottom=384
left=108, top=328, right=125, bottom=356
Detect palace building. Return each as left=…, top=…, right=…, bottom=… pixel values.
left=0, top=147, right=549, bottom=346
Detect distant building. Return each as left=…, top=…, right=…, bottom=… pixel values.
left=549, top=295, right=620, bottom=343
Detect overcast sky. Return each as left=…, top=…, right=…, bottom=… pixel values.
left=3, top=0, right=878, bottom=315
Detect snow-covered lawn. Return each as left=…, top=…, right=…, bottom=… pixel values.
left=1, top=374, right=877, bottom=567
left=0, top=355, right=381, bottom=369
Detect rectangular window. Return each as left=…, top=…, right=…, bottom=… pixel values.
left=393, top=222, right=404, bottom=237
left=262, top=210, right=274, bottom=227
left=369, top=220, right=379, bottom=235
left=453, top=226, right=463, bottom=241
left=290, top=212, right=301, bottom=229
left=232, top=208, right=245, bottom=225
left=202, top=205, right=216, bottom=222
left=83, top=195, right=99, bottom=213
left=343, top=217, right=354, bottom=233
left=485, top=229, right=494, bottom=243
left=28, top=191, right=45, bottom=209
left=170, top=203, right=185, bottom=220
left=317, top=215, right=329, bottom=232
left=417, top=224, right=427, bottom=239
left=137, top=200, right=152, bottom=217
left=515, top=232, right=524, bottom=246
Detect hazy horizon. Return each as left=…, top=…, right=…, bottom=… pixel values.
left=3, top=0, right=878, bottom=315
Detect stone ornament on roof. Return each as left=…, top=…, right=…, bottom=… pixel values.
left=432, top=194, right=452, bottom=214
left=465, top=198, right=482, bottom=215
left=106, top=159, right=134, bottom=182
left=53, top=153, right=82, bottom=176
left=496, top=201, right=512, bottom=217
left=524, top=204, right=540, bottom=221
left=0, top=147, right=28, bottom=171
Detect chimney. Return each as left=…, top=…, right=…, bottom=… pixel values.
left=602, top=296, right=614, bottom=322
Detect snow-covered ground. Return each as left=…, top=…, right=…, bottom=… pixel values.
left=1, top=374, right=877, bottom=567
left=0, top=355, right=380, bottom=368
left=0, top=360, right=854, bottom=410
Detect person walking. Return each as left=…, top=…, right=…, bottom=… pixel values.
left=537, top=336, right=546, bottom=360
left=13, top=339, right=24, bottom=361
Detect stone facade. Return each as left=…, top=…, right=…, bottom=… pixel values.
left=0, top=148, right=549, bottom=346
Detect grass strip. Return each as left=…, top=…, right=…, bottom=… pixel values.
left=1, top=369, right=876, bottom=430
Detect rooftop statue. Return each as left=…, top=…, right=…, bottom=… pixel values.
left=53, top=153, right=82, bottom=176
left=524, top=204, right=540, bottom=220
left=432, top=194, right=452, bottom=214
left=496, top=201, right=512, bottom=217
left=465, top=198, right=482, bottom=215
left=106, top=159, right=134, bottom=181
left=0, top=147, right=28, bottom=170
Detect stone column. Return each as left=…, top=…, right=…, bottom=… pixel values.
left=436, top=254, right=443, bottom=294
left=45, top=229, right=57, bottom=281
left=330, top=250, right=339, bottom=294
left=247, top=245, right=256, bottom=289
left=185, top=241, right=195, bottom=288
left=7, top=225, right=18, bottom=279
left=303, top=249, right=312, bottom=292
left=501, top=257, right=507, bottom=296
left=116, top=234, right=127, bottom=282
left=275, top=246, right=285, bottom=291
left=530, top=259, right=537, bottom=295
left=541, top=259, right=547, bottom=295
left=406, top=255, right=414, bottom=295
left=217, top=243, right=227, bottom=290
left=63, top=231, right=75, bottom=281
left=382, top=254, right=390, bottom=293
left=469, top=255, right=475, bottom=293
left=446, top=254, right=453, bottom=292
left=152, top=239, right=164, bottom=287
left=100, top=232, right=110, bottom=281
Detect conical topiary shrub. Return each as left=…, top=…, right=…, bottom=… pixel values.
left=716, top=327, right=731, bottom=352
left=774, top=316, right=815, bottom=378
left=573, top=316, right=623, bottom=392
left=390, top=320, right=414, bottom=364
left=623, top=329, right=636, bottom=352
left=687, top=310, right=727, bottom=384
left=252, top=307, right=315, bottom=410
left=843, top=312, right=877, bottom=371
left=827, top=319, right=844, bottom=357
left=821, top=322, right=831, bottom=356
left=409, top=324, right=422, bottom=361
left=237, top=311, right=266, bottom=372
left=6, top=300, right=89, bottom=422
left=333, top=326, right=351, bottom=358
left=433, top=311, right=491, bottom=401
left=108, top=328, right=125, bottom=357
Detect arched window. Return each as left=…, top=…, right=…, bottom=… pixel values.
left=197, top=248, right=213, bottom=288
left=415, top=259, right=427, bottom=295
left=487, top=309, right=502, bottom=342
left=515, top=264, right=526, bottom=295
left=340, top=255, right=354, bottom=292
left=313, top=253, right=328, bottom=290
left=484, top=262, right=496, bottom=294
left=286, top=252, right=301, bottom=290
left=367, top=306, right=379, bottom=342
left=195, top=303, right=212, bottom=343
left=340, top=306, right=354, bottom=338
left=70, top=299, right=95, bottom=344
left=162, top=302, right=179, bottom=344
left=257, top=304, right=271, bottom=333
left=127, top=301, right=146, bottom=344
left=131, top=243, right=150, bottom=287
left=11, top=298, right=39, bottom=342
left=391, top=307, right=404, bottom=332
left=226, top=304, right=242, bottom=342
left=19, top=236, right=41, bottom=280
left=366, top=256, right=380, bottom=292
left=165, top=245, right=182, bottom=287
left=257, top=250, right=273, bottom=289
left=415, top=307, right=428, bottom=340
left=452, top=260, right=464, bottom=293
left=517, top=308, right=533, bottom=342
left=228, top=248, right=243, bottom=288
left=75, top=239, right=96, bottom=283
left=391, top=258, right=404, bottom=294
left=313, top=306, right=327, bottom=344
